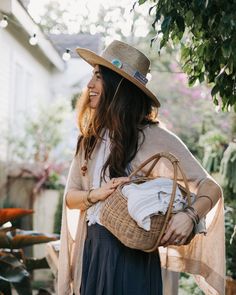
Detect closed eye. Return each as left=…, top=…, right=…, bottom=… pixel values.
left=93, top=70, right=101, bottom=79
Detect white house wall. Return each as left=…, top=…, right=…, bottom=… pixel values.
left=0, top=26, right=58, bottom=161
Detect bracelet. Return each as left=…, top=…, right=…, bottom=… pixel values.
left=87, top=189, right=96, bottom=204
left=197, top=195, right=213, bottom=210
left=185, top=206, right=200, bottom=223
left=83, top=189, right=95, bottom=208
left=183, top=206, right=200, bottom=225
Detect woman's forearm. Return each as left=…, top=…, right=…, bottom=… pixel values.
left=192, top=178, right=222, bottom=219
left=66, top=190, right=90, bottom=210
left=66, top=177, right=130, bottom=210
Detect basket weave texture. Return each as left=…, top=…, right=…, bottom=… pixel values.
left=100, top=152, right=192, bottom=252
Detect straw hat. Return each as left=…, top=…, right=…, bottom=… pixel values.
left=76, top=40, right=160, bottom=107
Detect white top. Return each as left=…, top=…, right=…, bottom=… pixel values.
left=86, top=131, right=110, bottom=225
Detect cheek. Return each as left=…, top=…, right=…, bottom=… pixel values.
left=95, top=84, right=102, bottom=105
left=94, top=95, right=101, bottom=105
left=90, top=94, right=101, bottom=109
left=98, top=80, right=103, bottom=94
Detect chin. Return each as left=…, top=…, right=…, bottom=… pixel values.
left=90, top=103, right=97, bottom=109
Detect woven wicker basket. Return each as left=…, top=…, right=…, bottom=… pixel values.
left=100, top=152, right=193, bottom=252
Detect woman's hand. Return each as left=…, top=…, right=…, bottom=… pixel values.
left=160, top=212, right=194, bottom=247
left=89, top=177, right=130, bottom=203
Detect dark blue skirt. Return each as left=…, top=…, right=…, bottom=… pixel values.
left=80, top=223, right=163, bottom=295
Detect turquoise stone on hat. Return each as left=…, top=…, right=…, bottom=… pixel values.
left=111, top=59, right=123, bottom=68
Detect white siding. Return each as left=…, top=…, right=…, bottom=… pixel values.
left=0, top=27, right=57, bottom=161
left=0, top=29, right=11, bottom=160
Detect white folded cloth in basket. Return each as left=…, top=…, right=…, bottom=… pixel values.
left=122, top=178, right=206, bottom=232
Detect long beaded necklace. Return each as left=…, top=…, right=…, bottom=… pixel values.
left=81, top=160, right=88, bottom=176
left=81, top=135, right=98, bottom=176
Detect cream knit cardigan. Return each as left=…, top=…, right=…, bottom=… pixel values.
left=58, top=124, right=225, bottom=295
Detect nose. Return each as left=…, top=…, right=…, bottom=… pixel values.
left=87, top=77, right=94, bottom=89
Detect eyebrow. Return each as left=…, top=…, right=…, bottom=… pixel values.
left=93, top=70, right=101, bottom=75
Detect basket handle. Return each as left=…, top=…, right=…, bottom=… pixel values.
left=129, top=153, right=190, bottom=199
left=129, top=152, right=192, bottom=250
left=129, top=152, right=179, bottom=178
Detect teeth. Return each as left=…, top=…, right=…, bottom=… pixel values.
left=89, top=92, right=98, bottom=96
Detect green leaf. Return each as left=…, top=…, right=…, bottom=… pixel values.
left=222, top=40, right=232, bottom=59
left=181, top=46, right=190, bottom=60
left=211, top=84, right=220, bottom=97
left=226, top=59, right=234, bottom=75
left=189, top=76, right=198, bottom=86
left=152, top=11, right=161, bottom=29
left=182, top=61, right=194, bottom=75
left=197, top=44, right=205, bottom=57
left=138, top=0, right=146, bottom=5
left=161, top=16, right=172, bottom=34
left=199, top=72, right=205, bottom=83
left=185, top=10, right=194, bottom=26
left=213, top=96, right=219, bottom=106
left=175, top=15, right=185, bottom=34
left=160, top=38, right=167, bottom=50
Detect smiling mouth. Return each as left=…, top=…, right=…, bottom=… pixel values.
left=89, top=92, right=99, bottom=97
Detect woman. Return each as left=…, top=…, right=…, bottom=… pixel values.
left=58, top=40, right=225, bottom=295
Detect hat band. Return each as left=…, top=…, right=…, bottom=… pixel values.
left=101, top=53, right=148, bottom=86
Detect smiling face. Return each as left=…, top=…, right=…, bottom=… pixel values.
left=87, top=65, right=103, bottom=109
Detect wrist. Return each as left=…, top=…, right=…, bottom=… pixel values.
left=87, top=189, right=97, bottom=204
left=187, top=206, right=200, bottom=223
left=182, top=211, right=196, bottom=227
left=82, top=189, right=96, bottom=208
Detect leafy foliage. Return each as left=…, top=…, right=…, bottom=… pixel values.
left=43, top=171, right=65, bottom=190
left=7, top=101, right=69, bottom=163
left=198, top=130, right=228, bottom=173
left=137, top=0, right=236, bottom=111
left=225, top=205, right=236, bottom=279
left=220, top=142, right=236, bottom=193
left=179, top=272, right=204, bottom=295
left=151, top=60, right=230, bottom=159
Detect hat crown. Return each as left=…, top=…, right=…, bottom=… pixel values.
left=101, top=40, right=150, bottom=76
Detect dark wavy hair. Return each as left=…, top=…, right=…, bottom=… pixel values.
left=76, top=65, right=158, bottom=178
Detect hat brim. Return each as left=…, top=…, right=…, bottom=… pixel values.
left=76, top=47, right=160, bottom=107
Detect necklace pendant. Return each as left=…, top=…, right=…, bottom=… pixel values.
left=81, top=160, right=88, bottom=176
